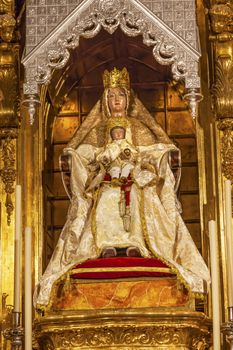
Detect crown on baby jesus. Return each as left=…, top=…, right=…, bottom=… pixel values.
left=103, top=67, right=130, bottom=89
left=107, top=116, right=129, bottom=131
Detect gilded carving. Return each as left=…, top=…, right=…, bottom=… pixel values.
left=1, top=293, right=13, bottom=329
left=209, top=1, right=233, bottom=34
left=219, top=126, right=233, bottom=182
left=0, top=1, right=13, bottom=18
left=0, top=13, right=19, bottom=128
left=0, top=65, right=19, bottom=126
left=35, top=312, right=212, bottom=349
left=222, top=321, right=233, bottom=349
left=212, top=54, right=233, bottom=120
left=0, top=14, right=16, bottom=42
left=212, top=54, right=233, bottom=180
left=36, top=325, right=211, bottom=349
left=218, top=120, right=233, bottom=182
left=0, top=17, right=19, bottom=225
left=218, top=117, right=233, bottom=183
left=0, top=131, right=17, bottom=225
left=32, top=334, right=40, bottom=350
left=218, top=119, right=233, bottom=131
left=191, top=332, right=212, bottom=350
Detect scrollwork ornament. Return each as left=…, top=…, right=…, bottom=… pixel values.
left=154, top=326, right=181, bottom=345
left=120, top=11, right=144, bottom=37
left=0, top=131, right=17, bottom=225
left=27, top=1, right=189, bottom=91
left=152, top=41, right=176, bottom=66
left=191, top=335, right=210, bottom=350
left=77, top=16, right=101, bottom=39
left=47, top=48, right=70, bottom=69
left=36, top=66, right=53, bottom=85
left=36, top=325, right=211, bottom=348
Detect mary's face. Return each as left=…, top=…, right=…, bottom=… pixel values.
left=108, top=87, right=127, bottom=114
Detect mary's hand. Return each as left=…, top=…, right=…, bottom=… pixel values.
left=140, top=154, right=158, bottom=174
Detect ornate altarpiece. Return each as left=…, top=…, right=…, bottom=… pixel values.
left=0, top=0, right=233, bottom=349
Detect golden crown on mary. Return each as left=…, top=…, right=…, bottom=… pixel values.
left=103, top=67, right=130, bottom=89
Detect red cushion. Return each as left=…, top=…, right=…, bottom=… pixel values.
left=70, top=257, right=175, bottom=279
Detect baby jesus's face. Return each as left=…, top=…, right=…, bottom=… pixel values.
left=110, top=127, right=126, bottom=141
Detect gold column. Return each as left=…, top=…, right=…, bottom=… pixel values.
left=209, top=0, right=233, bottom=320
left=0, top=9, right=20, bottom=350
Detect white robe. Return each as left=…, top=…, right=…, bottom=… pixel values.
left=34, top=142, right=210, bottom=307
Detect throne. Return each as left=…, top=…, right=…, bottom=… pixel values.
left=51, top=150, right=187, bottom=313
left=34, top=150, right=211, bottom=350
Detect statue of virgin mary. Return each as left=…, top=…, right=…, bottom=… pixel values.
left=34, top=67, right=210, bottom=308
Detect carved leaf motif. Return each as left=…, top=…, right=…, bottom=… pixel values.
left=212, top=54, right=233, bottom=119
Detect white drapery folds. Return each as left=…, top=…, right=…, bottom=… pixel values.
left=34, top=94, right=210, bottom=308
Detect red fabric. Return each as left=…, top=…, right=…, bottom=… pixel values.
left=121, top=181, right=132, bottom=207
left=124, top=187, right=131, bottom=207
left=70, top=257, right=174, bottom=279
left=104, top=174, right=111, bottom=181
left=103, top=174, right=133, bottom=207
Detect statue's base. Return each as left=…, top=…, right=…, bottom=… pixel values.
left=34, top=276, right=212, bottom=349
left=34, top=309, right=212, bottom=349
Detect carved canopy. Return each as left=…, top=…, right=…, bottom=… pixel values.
left=22, top=0, right=203, bottom=122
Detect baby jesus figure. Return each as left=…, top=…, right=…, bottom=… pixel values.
left=96, top=125, right=138, bottom=180
left=96, top=125, right=139, bottom=234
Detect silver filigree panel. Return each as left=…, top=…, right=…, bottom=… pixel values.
left=22, top=0, right=202, bottom=122
left=23, top=0, right=200, bottom=80
left=141, top=0, right=198, bottom=50
left=26, top=0, right=84, bottom=54
left=26, top=0, right=198, bottom=55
